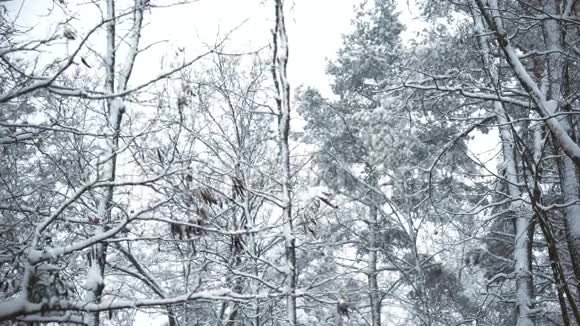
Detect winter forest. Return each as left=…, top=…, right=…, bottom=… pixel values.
left=1, top=0, right=580, bottom=324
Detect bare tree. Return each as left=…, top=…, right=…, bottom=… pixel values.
left=272, top=0, right=296, bottom=324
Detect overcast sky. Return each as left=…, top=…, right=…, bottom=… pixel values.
left=8, top=0, right=354, bottom=93
left=7, top=0, right=429, bottom=97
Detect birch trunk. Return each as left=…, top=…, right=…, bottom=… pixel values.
left=470, top=8, right=534, bottom=326
left=542, top=0, right=580, bottom=301
left=495, top=100, right=534, bottom=326
left=272, top=1, right=295, bottom=324
left=497, top=101, right=533, bottom=326
left=559, top=151, right=580, bottom=302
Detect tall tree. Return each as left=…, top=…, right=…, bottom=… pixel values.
left=272, top=0, right=296, bottom=324
left=299, top=1, right=487, bottom=325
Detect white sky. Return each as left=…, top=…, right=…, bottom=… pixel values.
left=6, top=0, right=427, bottom=97
left=6, top=0, right=357, bottom=94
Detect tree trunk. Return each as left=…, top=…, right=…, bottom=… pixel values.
left=470, top=7, right=534, bottom=325
left=368, top=201, right=381, bottom=326
left=559, top=155, right=580, bottom=300
left=272, top=1, right=295, bottom=324
left=85, top=1, right=144, bottom=325
left=497, top=102, right=534, bottom=326
left=542, top=0, right=580, bottom=302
